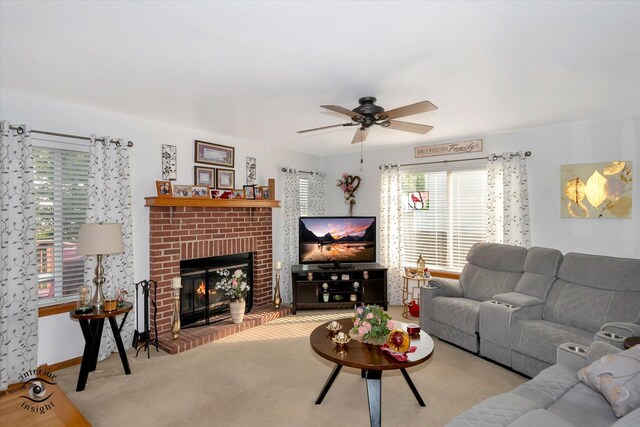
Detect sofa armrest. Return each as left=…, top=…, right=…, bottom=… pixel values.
left=585, top=340, right=623, bottom=364
left=600, top=322, right=640, bottom=338
left=493, top=292, right=545, bottom=308
left=425, top=277, right=463, bottom=298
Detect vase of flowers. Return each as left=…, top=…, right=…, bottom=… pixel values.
left=215, top=269, right=250, bottom=324
left=337, top=173, right=361, bottom=216
left=349, top=305, right=394, bottom=346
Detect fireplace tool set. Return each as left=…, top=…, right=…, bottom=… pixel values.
left=132, top=279, right=159, bottom=358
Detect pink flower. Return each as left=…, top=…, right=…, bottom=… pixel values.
left=366, top=312, right=374, bottom=319
left=361, top=321, right=372, bottom=331
left=387, top=320, right=394, bottom=330
left=356, top=307, right=363, bottom=315
left=358, top=326, right=367, bottom=336
left=354, top=318, right=360, bottom=326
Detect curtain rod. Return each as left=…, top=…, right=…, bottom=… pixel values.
left=281, top=168, right=324, bottom=176
left=379, top=150, right=531, bottom=170
left=8, top=126, right=134, bottom=147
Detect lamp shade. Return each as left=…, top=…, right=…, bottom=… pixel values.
left=76, top=223, right=124, bottom=255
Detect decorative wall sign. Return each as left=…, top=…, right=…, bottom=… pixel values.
left=415, top=139, right=483, bottom=158
left=162, top=144, right=177, bottom=180
left=194, top=140, right=234, bottom=167
left=246, top=157, right=256, bottom=185
left=561, top=161, right=632, bottom=219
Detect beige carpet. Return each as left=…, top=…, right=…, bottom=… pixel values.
left=55, top=306, right=526, bottom=426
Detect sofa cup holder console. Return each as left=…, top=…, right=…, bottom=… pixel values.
left=601, top=331, right=625, bottom=340
left=488, top=300, right=518, bottom=309
left=565, top=344, right=586, bottom=354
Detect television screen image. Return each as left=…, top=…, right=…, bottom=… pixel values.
left=299, top=216, right=376, bottom=265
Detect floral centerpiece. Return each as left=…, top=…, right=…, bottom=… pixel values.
left=215, top=269, right=250, bottom=301
left=337, top=173, right=361, bottom=216
left=349, top=305, right=394, bottom=345
left=116, top=287, right=129, bottom=307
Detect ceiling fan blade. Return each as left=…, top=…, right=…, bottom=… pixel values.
left=381, top=101, right=438, bottom=120
left=351, top=127, right=369, bottom=144
left=385, top=120, right=434, bottom=134
left=297, top=123, right=355, bottom=134
left=321, top=105, right=365, bottom=119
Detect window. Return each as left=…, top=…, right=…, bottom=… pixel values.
left=299, top=175, right=309, bottom=216
left=401, top=165, right=487, bottom=271
left=33, top=141, right=90, bottom=306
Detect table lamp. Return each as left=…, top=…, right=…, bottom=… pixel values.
left=77, top=223, right=124, bottom=309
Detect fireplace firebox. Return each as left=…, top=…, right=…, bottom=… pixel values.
left=180, top=253, right=253, bottom=328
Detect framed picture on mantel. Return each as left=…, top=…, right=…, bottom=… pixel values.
left=195, top=140, right=234, bottom=168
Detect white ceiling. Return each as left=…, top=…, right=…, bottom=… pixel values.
left=2, top=1, right=640, bottom=156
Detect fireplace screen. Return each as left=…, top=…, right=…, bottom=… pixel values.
left=180, top=253, right=253, bottom=328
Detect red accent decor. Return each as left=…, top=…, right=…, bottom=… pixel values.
left=408, top=300, right=420, bottom=317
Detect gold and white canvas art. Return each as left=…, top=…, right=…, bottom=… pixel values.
left=561, top=161, right=632, bottom=219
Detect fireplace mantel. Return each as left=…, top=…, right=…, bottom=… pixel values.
left=145, top=196, right=280, bottom=208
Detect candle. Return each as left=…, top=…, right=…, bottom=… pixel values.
left=275, top=260, right=282, bottom=270
left=172, top=277, right=182, bottom=289
left=337, top=332, right=345, bottom=340
left=331, top=321, right=338, bottom=328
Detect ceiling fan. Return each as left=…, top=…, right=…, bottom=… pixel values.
left=297, top=96, right=437, bottom=144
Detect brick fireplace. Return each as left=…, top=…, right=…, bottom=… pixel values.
left=148, top=204, right=283, bottom=351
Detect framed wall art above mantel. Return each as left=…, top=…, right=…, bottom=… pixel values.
left=194, top=140, right=234, bottom=167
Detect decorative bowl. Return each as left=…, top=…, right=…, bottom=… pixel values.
left=326, top=321, right=342, bottom=333
left=386, top=329, right=410, bottom=353
left=406, top=323, right=421, bottom=336
left=332, top=332, right=351, bottom=346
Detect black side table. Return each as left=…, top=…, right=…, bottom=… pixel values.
left=69, top=302, right=133, bottom=391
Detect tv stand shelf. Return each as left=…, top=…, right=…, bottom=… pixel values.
left=291, top=263, right=387, bottom=315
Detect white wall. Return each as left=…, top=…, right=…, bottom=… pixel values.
left=1, top=89, right=318, bottom=365
left=321, top=115, right=640, bottom=259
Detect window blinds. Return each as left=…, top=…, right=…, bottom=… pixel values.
left=33, top=146, right=90, bottom=305
left=299, top=176, right=309, bottom=216
left=401, top=167, right=487, bottom=271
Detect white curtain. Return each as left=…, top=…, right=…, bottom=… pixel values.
left=0, top=122, right=38, bottom=391
left=84, top=136, right=135, bottom=360
left=486, top=151, right=531, bottom=247
left=379, top=167, right=404, bottom=305
left=308, top=172, right=326, bottom=216
left=281, top=169, right=301, bottom=304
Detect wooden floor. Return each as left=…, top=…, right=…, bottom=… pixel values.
left=0, top=383, right=90, bottom=427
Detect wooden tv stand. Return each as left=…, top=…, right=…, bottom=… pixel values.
left=290, top=263, right=388, bottom=314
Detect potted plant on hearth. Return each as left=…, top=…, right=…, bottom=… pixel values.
left=215, top=269, right=250, bottom=324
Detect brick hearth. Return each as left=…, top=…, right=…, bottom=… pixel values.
left=148, top=205, right=281, bottom=352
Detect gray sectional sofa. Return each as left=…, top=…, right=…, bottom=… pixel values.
left=420, top=243, right=640, bottom=377
left=448, top=341, right=640, bottom=426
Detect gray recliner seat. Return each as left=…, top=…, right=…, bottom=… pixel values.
left=420, top=242, right=527, bottom=352
left=486, top=252, right=640, bottom=377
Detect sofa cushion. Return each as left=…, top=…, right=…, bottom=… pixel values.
left=512, top=363, right=579, bottom=408
left=510, top=320, right=593, bottom=365
left=514, top=247, right=562, bottom=299
left=558, top=252, right=640, bottom=292
left=430, top=297, right=481, bottom=335
left=547, top=382, right=618, bottom=426
left=578, top=345, right=640, bottom=417
left=459, top=243, right=526, bottom=302
left=446, top=392, right=539, bottom=427
left=508, top=409, right=575, bottom=427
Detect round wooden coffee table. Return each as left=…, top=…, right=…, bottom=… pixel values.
left=310, top=318, right=434, bottom=427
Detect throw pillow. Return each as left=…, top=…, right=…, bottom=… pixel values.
left=578, top=344, right=640, bottom=417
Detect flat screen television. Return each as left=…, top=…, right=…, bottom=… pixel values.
left=298, top=216, right=376, bottom=268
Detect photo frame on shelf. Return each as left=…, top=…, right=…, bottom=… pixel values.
left=194, top=166, right=216, bottom=187
left=192, top=186, right=209, bottom=198
left=156, top=180, right=173, bottom=198
left=261, top=186, right=270, bottom=200
left=194, top=140, right=234, bottom=167
left=216, top=168, right=235, bottom=190
left=210, top=189, right=233, bottom=199
left=162, top=144, right=177, bottom=180
left=243, top=185, right=255, bottom=200
left=254, top=186, right=263, bottom=200
left=232, top=189, right=245, bottom=199
left=173, top=185, right=192, bottom=198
